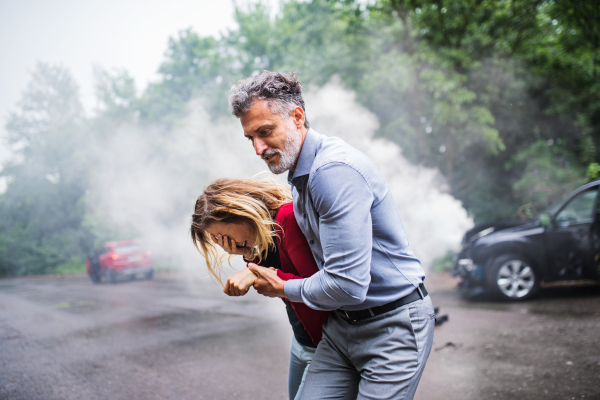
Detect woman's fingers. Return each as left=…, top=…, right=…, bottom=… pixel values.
left=217, top=235, right=234, bottom=255
left=222, top=236, right=231, bottom=253
left=224, top=268, right=258, bottom=296
left=210, top=234, right=251, bottom=256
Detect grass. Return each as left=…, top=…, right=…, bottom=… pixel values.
left=54, top=257, right=86, bottom=275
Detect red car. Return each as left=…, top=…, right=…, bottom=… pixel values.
left=86, top=240, right=153, bottom=283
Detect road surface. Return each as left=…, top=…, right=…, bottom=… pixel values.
left=0, top=271, right=599, bottom=400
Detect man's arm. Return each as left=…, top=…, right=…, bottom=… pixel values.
left=284, top=162, right=374, bottom=310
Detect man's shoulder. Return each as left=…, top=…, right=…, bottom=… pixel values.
left=309, top=133, right=388, bottom=199
left=312, top=135, right=378, bottom=176
left=313, top=136, right=353, bottom=169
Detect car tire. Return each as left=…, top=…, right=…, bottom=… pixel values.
left=487, top=254, right=539, bottom=301
left=145, top=270, right=154, bottom=280
left=105, top=269, right=117, bottom=284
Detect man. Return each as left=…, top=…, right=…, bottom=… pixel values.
left=228, top=71, right=434, bottom=400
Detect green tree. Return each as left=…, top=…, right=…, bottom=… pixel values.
left=0, top=63, right=91, bottom=275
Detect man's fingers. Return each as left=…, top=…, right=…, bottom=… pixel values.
left=247, top=263, right=261, bottom=276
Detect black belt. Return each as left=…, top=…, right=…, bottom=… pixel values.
left=338, top=283, right=428, bottom=322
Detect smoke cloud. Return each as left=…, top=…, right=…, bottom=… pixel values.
left=89, top=81, right=472, bottom=275
left=305, top=81, right=473, bottom=266
left=88, top=102, right=266, bottom=274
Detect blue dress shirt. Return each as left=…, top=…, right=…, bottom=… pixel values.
left=284, top=129, right=426, bottom=311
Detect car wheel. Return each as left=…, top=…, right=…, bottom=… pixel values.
left=105, top=269, right=117, bottom=284
left=145, top=270, right=153, bottom=280
left=487, top=254, right=539, bottom=300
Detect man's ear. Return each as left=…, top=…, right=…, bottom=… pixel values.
left=291, top=106, right=305, bottom=128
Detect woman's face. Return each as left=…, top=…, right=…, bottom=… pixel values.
left=205, top=221, right=256, bottom=252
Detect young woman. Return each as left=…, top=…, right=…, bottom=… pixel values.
left=190, top=178, right=329, bottom=400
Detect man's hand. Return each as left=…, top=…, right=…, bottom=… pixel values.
left=248, top=263, right=287, bottom=298
left=223, top=268, right=257, bottom=296
left=211, top=234, right=252, bottom=257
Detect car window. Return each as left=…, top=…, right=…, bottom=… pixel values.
left=556, top=188, right=597, bottom=225
left=114, top=244, right=142, bottom=254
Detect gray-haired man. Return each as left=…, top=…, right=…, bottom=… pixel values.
left=229, top=71, right=435, bottom=399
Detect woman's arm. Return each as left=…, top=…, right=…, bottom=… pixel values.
left=210, top=234, right=260, bottom=296
left=277, top=212, right=321, bottom=280
left=223, top=267, right=257, bottom=296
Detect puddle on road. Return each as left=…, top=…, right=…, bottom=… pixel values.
left=74, top=309, right=246, bottom=340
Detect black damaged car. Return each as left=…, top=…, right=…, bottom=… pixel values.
left=452, top=180, right=600, bottom=300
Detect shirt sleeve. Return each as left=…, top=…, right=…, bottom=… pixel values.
left=284, top=162, right=373, bottom=310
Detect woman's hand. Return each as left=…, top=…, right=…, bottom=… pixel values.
left=211, top=234, right=252, bottom=257
left=223, top=268, right=258, bottom=296
left=247, top=264, right=287, bottom=298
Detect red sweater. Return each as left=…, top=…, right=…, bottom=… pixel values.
left=258, top=203, right=329, bottom=345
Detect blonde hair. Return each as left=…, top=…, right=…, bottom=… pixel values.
left=190, top=178, right=291, bottom=283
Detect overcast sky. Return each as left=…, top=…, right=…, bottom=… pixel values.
left=0, top=0, right=240, bottom=114
left=0, top=0, right=279, bottom=155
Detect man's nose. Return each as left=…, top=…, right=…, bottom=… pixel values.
left=254, top=138, right=268, bottom=156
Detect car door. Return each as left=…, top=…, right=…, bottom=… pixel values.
left=98, top=246, right=112, bottom=270
left=544, top=186, right=599, bottom=280
left=590, top=193, right=600, bottom=280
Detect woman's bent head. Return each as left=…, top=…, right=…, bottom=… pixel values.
left=191, top=178, right=291, bottom=283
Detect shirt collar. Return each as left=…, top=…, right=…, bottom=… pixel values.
left=288, top=128, right=321, bottom=185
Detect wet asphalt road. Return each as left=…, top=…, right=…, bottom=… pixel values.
left=0, top=271, right=599, bottom=400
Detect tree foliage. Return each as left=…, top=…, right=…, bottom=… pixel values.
left=1, top=0, right=598, bottom=275
left=0, top=63, right=91, bottom=275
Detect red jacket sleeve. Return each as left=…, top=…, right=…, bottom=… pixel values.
left=276, top=211, right=321, bottom=280
left=273, top=204, right=329, bottom=345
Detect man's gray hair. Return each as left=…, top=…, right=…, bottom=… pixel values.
left=228, top=71, right=310, bottom=128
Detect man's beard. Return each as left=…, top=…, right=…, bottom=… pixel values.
left=261, top=126, right=302, bottom=175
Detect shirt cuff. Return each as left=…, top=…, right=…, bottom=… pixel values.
left=284, top=278, right=304, bottom=303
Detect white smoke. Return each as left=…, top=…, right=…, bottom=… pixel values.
left=304, top=81, right=473, bottom=266
left=88, top=102, right=271, bottom=273
left=89, top=81, right=472, bottom=273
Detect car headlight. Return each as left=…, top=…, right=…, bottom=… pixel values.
left=458, top=258, right=474, bottom=272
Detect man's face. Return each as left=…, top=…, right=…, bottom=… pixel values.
left=240, top=100, right=303, bottom=174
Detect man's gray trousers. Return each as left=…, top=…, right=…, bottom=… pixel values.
left=299, top=296, right=435, bottom=400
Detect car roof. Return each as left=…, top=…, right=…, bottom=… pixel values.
left=547, top=179, right=600, bottom=216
